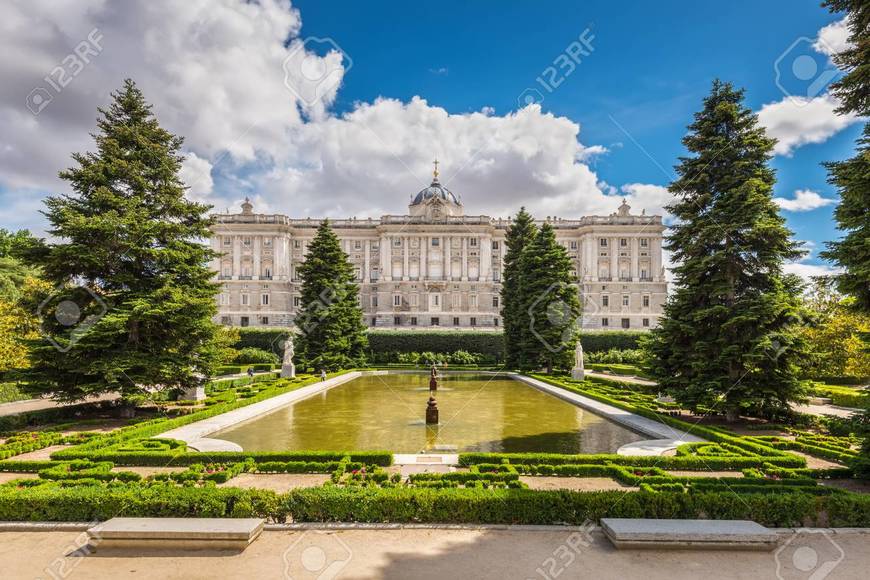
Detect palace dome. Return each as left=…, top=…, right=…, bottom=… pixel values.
left=411, top=176, right=461, bottom=206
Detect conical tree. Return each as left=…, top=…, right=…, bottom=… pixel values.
left=646, top=80, right=807, bottom=421
left=21, top=79, right=221, bottom=402
left=501, top=207, right=538, bottom=368
left=519, top=222, right=580, bottom=373
left=296, top=220, right=368, bottom=370
left=821, top=0, right=870, bottom=475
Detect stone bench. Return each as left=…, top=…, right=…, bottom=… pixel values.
left=601, top=518, right=778, bottom=551
left=87, top=517, right=264, bottom=551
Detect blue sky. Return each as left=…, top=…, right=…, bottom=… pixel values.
left=0, top=1, right=861, bottom=278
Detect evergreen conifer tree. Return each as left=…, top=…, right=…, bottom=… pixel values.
left=296, top=220, right=368, bottom=370
left=519, top=222, right=581, bottom=373
left=646, top=80, right=807, bottom=421
left=501, top=208, right=538, bottom=368
left=23, top=80, right=221, bottom=401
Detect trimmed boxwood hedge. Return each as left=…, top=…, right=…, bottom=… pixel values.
left=1, top=485, right=866, bottom=527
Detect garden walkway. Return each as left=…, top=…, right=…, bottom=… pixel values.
left=0, top=393, right=118, bottom=417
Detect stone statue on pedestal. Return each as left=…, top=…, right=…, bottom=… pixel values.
left=571, top=339, right=585, bottom=380
left=280, top=336, right=296, bottom=378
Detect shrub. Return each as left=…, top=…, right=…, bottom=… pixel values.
left=233, top=348, right=280, bottom=365
left=367, top=331, right=504, bottom=362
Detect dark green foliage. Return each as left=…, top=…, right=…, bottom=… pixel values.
left=500, top=208, right=538, bottom=368
left=296, top=221, right=368, bottom=371
left=21, top=80, right=222, bottom=401
left=518, top=223, right=581, bottom=372
left=645, top=80, right=808, bottom=421
left=234, top=328, right=290, bottom=357
left=366, top=330, right=504, bottom=361
left=823, top=0, right=870, bottom=118
left=232, top=347, right=279, bottom=365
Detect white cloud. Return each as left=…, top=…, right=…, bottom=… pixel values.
left=783, top=261, right=841, bottom=281
left=757, top=94, right=859, bottom=156
left=773, top=189, right=836, bottom=212
left=0, top=0, right=669, bottom=236
left=179, top=152, right=214, bottom=199
left=814, top=18, right=851, bottom=57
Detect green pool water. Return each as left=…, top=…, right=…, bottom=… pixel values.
left=213, top=373, right=646, bottom=454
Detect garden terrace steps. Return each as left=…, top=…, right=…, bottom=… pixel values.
left=601, top=518, right=778, bottom=551
left=87, top=517, right=264, bottom=551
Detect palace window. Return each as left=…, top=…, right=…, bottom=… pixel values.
left=241, top=294, right=249, bottom=306
left=602, top=317, right=609, bottom=327
left=492, top=296, right=499, bottom=308
left=410, top=295, right=418, bottom=307
left=431, top=317, right=440, bottom=326
left=643, top=295, right=650, bottom=307
left=219, top=294, right=228, bottom=306
left=452, top=294, right=461, bottom=308
left=602, top=295, right=609, bottom=307
left=263, top=238, right=272, bottom=246
left=394, top=238, right=402, bottom=246
left=600, top=239, right=608, bottom=247
left=394, top=316, right=401, bottom=326
left=354, top=240, right=361, bottom=249
left=410, top=316, right=418, bottom=326
left=432, top=238, right=440, bottom=247
left=622, top=295, right=629, bottom=307
left=621, top=318, right=630, bottom=328
left=240, top=316, right=249, bottom=327
left=261, top=294, right=269, bottom=306
left=223, top=237, right=231, bottom=246
left=469, top=238, right=477, bottom=247
left=371, top=296, right=378, bottom=308
left=263, top=268, right=272, bottom=278
left=470, top=317, right=477, bottom=326
left=294, top=296, right=301, bottom=307
left=643, top=318, right=650, bottom=327
left=620, top=238, right=628, bottom=247
left=494, top=317, right=499, bottom=326
left=453, top=317, right=460, bottom=326
left=570, top=241, right=578, bottom=250
left=432, top=294, right=440, bottom=307
left=220, top=316, right=232, bottom=325
left=492, top=241, right=499, bottom=250
left=243, top=237, right=252, bottom=247
left=470, top=295, right=478, bottom=308
left=294, top=240, right=301, bottom=248
left=393, top=295, right=402, bottom=307
left=260, top=316, right=269, bottom=325
left=641, top=239, right=649, bottom=247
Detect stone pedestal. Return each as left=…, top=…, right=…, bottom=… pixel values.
left=571, top=368, right=585, bottom=380
left=181, top=385, right=206, bottom=401
left=425, top=396, right=439, bottom=425
left=280, top=362, right=295, bottom=379
left=429, top=376, right=437, bottom=391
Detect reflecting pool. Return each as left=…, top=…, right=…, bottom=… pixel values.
left=213, top=373, right=646, bottom=453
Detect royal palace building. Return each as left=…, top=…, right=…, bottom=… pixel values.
left=210, top=165, right=667, bottom=331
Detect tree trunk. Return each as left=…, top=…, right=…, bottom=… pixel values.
left=725, top=406, right=739, bottom=423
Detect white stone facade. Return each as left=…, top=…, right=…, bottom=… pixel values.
left=210, top=175, right=667, bottom=331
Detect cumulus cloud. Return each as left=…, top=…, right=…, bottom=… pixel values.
left=0, top=0, right=668, bottom=236
left=784, top=261, right=841, bottom=281
left=773, top=189, right=836, bottom=212
left=814, top=18, right=851, bottom=57
left=757, top=94, right=859, bottom=156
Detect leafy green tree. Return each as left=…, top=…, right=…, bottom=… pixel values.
left=500, top=207, right=537, bottom=368
left=20, top=79, right=221, bottom=402
left=645, top=80, right=807, bottom=422
left=0, top=229, right=43, bottom=302
left=519, top=222, right=580, bottom=373
left=296, top=220, right=368, bottom=370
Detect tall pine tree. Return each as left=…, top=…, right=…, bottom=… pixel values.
left=820, top=0, right=870, bottom=312
left=646, top=80, right=807, bottom=421
left=22, top=79, right=221, bottom=402
left=296, top=220, right=368, bottom=370
left=519, top=222, right=580, bottom=373
left=820, top=0, right=870, bottom=474
left=500, top=208, right=537, bottom=369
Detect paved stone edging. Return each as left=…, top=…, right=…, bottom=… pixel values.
left=1, top=521, right=869, bottom=534
left=155, top=372, right=365, bottom=444
left=509, top=374, right=706, bottom=444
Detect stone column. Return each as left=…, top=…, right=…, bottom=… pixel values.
left=442, top=236, right=449, bottom=281
left=461, top=237, right=468, bottom=281
left=363, top=239, right=370, bottom=282
left=420, top=235, right=428, bottom=280
left=253, top=236, right=261, bottom=279
left=210, top=235, right=221, bottom=276
left=630, top=237, right=639, bottom=281
left=652, top=236, right=662, bottom=281
left=444, top=236, right=452, bottom=280
left=403, top=236, right=409, bottom=280
left=380, top=234, right=391, bottom=281
left=232, top=235, right=241, bottom=279
left=609, top=237, right=618, bottom=281
left=480, top=236, right=492, bottom=281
